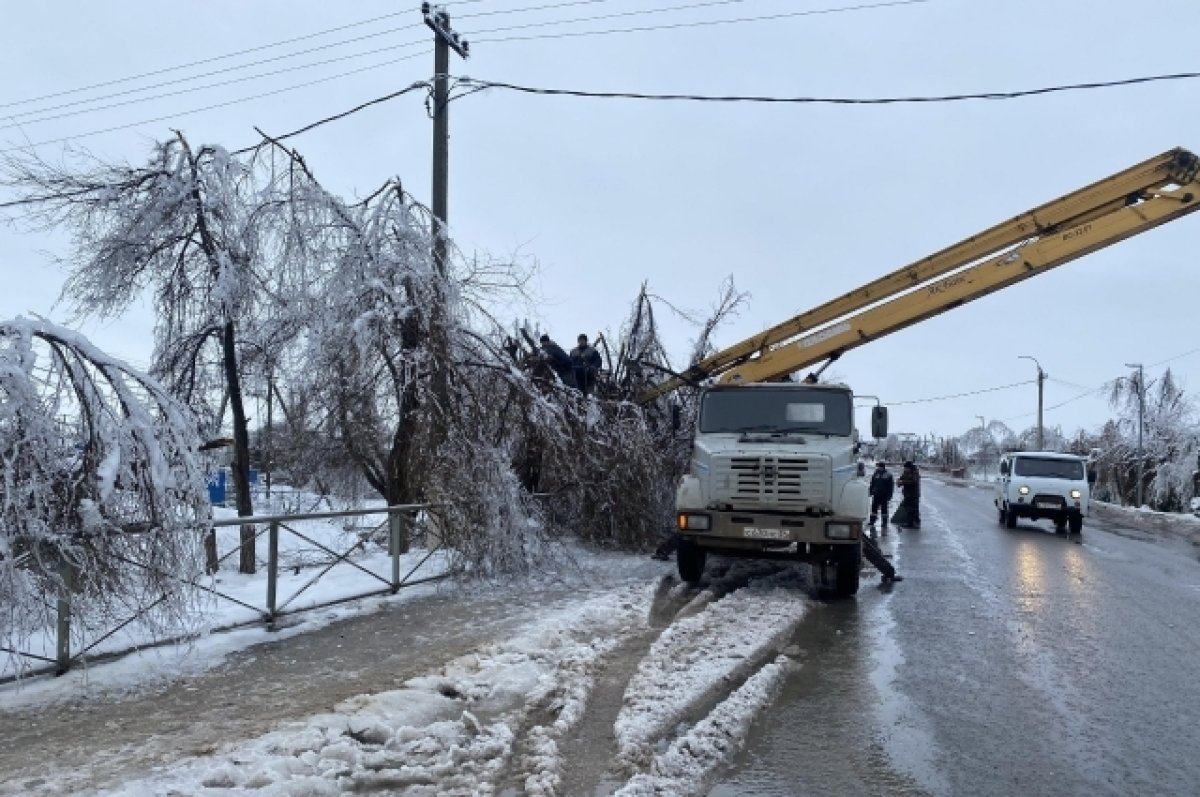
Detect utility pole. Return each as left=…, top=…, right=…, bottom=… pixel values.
left=1125, top=362, right=1145, bottom=507
left=423, top=2, right=469, bottom=275
left=1019, top=355, right=1045, bottom=449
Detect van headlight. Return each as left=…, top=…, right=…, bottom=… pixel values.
left=1018, top=485, right=1030, bottom=495
left=1070, top=489, right=1082, bottom=499
left=678, top=513, right=711, bottom=531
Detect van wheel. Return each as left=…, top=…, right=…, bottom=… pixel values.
left=1005, top=508, right=1017, bottom=529
left=1069, top=515, right=1083, bottom=535
left=1054, top=519, right=1067, bottom=534
left=677, top=541, right=707, bottom=584
left=997, top=507, right=1006, bottom=525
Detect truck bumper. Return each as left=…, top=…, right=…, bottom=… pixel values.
left=677, top=509, right=861, bottom=558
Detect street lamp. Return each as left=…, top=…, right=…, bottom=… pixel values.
left=1018, top=355, right=1046, bottom=450
left=1124, top=362, right=1145, bottom=507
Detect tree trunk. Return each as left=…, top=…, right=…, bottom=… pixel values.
left=222, top=320, right=256, bottom=574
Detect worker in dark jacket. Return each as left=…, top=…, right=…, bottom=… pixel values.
left=868, top=461, right=895, bottom=533
left=539, top=334, right=574, bottom=387
left=896, top=461, right=921, bottom=529
left=570, top=334, right=603, bottom=396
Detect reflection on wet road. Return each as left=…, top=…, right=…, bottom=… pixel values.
left=710, top=479, right=1200, bottom=796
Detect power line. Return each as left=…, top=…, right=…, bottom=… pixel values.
left=464, top=0, right=768, bottom=36
left=1004, top=347, right=1200, bottom=421
left=0, top=52, right=430, bottom=157
left=0, top=0, right=620, bottom=119
left=890, top=380, right=1034, bottom=406
left=231, top=82, right=431, bottom=155
left=0, top=12, right=415, bottom=112
left=471, top=0, right=930, bottom=42
left=454, top=70, right=1200, bottom=105
left=458, top=0, right=614, bottom=20
left=0, top=40, right=428, bottom=132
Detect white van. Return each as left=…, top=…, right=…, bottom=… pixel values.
left=995, top=451, right=1095, bottom=535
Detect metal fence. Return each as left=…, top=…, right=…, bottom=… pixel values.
left=1, top=503, right=445, bottom=683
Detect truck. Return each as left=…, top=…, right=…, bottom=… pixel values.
left=642, top=148, right=1200, bottom=595
left=674, top=381, right=886, bottom=597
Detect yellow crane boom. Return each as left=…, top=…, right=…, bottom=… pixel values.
left=640, top=148, right=1199, bottom=399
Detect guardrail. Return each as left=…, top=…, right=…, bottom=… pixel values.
left=2, top=503, right=444, bottom=683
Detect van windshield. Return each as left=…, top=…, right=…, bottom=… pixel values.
left=699, top=388, right=852, bottom=436
left=1013, top=457, right=1084, bottom=480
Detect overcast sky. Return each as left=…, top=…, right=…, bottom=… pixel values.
left=2, top=0, right=1198, bottom=441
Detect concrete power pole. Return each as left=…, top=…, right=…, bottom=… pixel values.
left=1019, top=355, right=1046, bottom=450
left=423, top=3, right=469, bottom=275
left=1125, top=362, right=1145, bottom=507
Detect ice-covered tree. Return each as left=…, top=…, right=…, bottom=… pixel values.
left=1104, top=367, right=1199, bottom=510
left=0, top=317, right=210, bottom=669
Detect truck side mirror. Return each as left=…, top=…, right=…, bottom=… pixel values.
left=999, top=461, right=1010, bottom=476
left=871, top=406, right=888, bottom=439
left=671, top=403, right=682, bottom=432
left=1087, top=469, right=1098, bottom=485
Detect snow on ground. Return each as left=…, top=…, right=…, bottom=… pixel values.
left=92, top=580, right=661, bottom=797
left=614, top=561, right=809, bottom=770
left=1090, top=500, right=1200, bottom=544
left=615, top=655, right=795, bottom=796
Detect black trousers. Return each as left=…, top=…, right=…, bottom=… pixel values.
left=870, top=497, right=889, bottom=524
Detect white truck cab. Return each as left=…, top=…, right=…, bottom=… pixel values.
left=995, top=451, right=1096, bottom=535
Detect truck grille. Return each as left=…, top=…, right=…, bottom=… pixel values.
left=713, top=455, right=830, bottom=506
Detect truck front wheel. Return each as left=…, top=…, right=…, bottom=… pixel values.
left=1069, top=514, right=1083, bottom=535
left=1005, top=507, right=1017, bottom=529
left=677, top=541, right=707, bottom=584
left=831, top=546, right=861, bottom=598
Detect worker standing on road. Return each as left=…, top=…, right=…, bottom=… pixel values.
left=896, top=461, right=922, bottom=529
left=570, top=334, right=603, bottom=396
left=868, top=461, right=895, bottom=534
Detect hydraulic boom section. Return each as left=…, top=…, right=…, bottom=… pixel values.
left=640, top=148, right=1200, bottom=399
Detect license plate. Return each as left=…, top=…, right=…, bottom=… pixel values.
left=1035, top=500, right=1061, bottom=509
left=743, top=527, right=790, bottom=540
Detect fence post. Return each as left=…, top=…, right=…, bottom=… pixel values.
left=390, top=512, right=405, bottom=593
left=266, top=520, right=279, bottom=625
left=55, top=555, right=75, bottom=676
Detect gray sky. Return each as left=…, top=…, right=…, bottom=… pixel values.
left=2, top=0, right=1198, bottom=441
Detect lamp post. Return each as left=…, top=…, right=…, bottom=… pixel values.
left=1125, top=362, right=1145, bottom=507
left=1018, top=355, right=1045, bottom=450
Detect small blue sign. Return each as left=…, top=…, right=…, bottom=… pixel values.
left=207, top=470, right=226, bottom=505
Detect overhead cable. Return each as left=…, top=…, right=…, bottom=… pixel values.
left=889, top=380, right=1035, bottom=406
left=454, top=70, right=1200, bottom=105
left=0, top=52, right=429, bottom=157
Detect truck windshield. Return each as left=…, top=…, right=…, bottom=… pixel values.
left=699, top=388, right=853, bottom=436
left=1013, top=457, right=1085, bottom=480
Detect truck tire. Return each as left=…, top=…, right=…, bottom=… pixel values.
left=677, top=541, right=707, bottom=584
left=1054, top=518, right=1067, bottom=534
left=997, top=507, right=1005, bottom=525
left=1069, top=514, right=1083, bottom=535
left=832, top=546, right=861, bottom=598
left=1005, top=508, right=1017, bottom=529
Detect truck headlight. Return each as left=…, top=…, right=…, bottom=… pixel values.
left=1018, top=485, right=1030, bottom=495
left=678, top=513, right=711, bottom=531
left=1070, top=489, right=1082, bottom=500
left=826, top=522, right=859, bottom=540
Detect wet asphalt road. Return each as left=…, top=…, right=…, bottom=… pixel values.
left=709, top=478, right=1200, bottom=797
